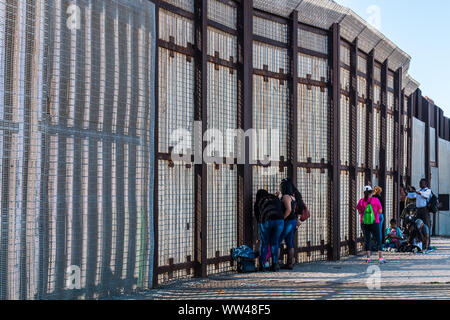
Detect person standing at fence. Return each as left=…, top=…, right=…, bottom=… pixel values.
left=356, top=186, right=387, bottom=264
left=372, top=186, right=384, bottom=244
left=415, top=179, right=432, bottom=249
left=279, top=179, right=297, bottom=270
left=254, top=189, right=285, bottom=272
left=415, top=179, right=432, bottom=229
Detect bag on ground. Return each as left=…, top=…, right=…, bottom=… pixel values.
left=232, top=245, right=256, bottom=273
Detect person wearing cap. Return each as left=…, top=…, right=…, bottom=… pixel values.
left=415, top=179, right=432, bottom=229
left=356, top=186, right=387, bottom=264
left=372, top=186, right=384, bottom=244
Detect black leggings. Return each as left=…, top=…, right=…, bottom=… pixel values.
left=362, top=223, right=381, bottom=251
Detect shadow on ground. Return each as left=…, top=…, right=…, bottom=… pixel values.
left=115, top=237, right=450, bottom=300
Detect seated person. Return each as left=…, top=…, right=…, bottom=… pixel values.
left=405, top=220, right=425, bottom=253
left=415, top=218, right=430, bottom=251
left=385, top=219, right=403, bottom=249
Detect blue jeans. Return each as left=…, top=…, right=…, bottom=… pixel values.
left=259, top=219, right=284, bottom=265
left=379, top=213, right=384, bottom=243
left=280, top=219, right=297, bottom=249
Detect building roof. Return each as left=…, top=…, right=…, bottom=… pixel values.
left=253, top=0, right=420, bottom=94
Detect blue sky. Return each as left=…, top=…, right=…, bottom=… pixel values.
left=334, top=0, right=450, bottom=117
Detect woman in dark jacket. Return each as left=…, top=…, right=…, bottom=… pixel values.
left=255, top=189, right=285, bottom=271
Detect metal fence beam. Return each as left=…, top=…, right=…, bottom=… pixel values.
left=193, top=0, right=208, bottom=278
left=237, top=0, right=254, bottom=248
left=379, top=60, right=388, bottom=224
left=152, top=0, right=160, bottom=289
left=394, top=67, right=402, bottom=221
left=290, top=10, right=299, bottom=258
left=424, top=97, right=431, bottom=184
left=329, top=23, right=341, bottom=261
left=349, top=38, right=358, bottom=256
left=366, top=50, right=375, bottom=185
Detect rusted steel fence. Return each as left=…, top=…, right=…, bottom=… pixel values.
left=1, top=0, right=450, bottom=299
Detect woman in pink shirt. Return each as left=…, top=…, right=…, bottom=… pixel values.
left=356, top=186, right=387, bottom=264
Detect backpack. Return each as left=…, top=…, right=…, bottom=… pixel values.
left=232, top=245, right=256, bottom=273
left=362, top=200, right=375, bottom=225
left=258, top=194, right=283, bottom=223
left=427, top=192, right=439, bottom=213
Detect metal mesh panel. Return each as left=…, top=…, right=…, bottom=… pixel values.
left=357, top=102, right=367, bottom=167
left=206, top=19, right=238, bottom=273
left=297, top=168, right=329, bottom=262
left=254, top=15, right=288, bottom=43
left=253, top=76, right=289, bottom=161
left=340, top=44, right=350, bottom=66
left=157, top=4, right=194, bottom=285
left=206, top=63, right=237, bottom=158
left=357, top=55, right=366, bottom=74
left=158, top=48, right=195, bottom=154
left=372, top=108, right=381, bottom=169
left=157, top=162, right=194, bottom=283
left=339, top=9, right=365, bottom=43
left=207, top=27, right=237, bottom=62
left=340, top=171, right=350, bottom=257
left=0, top=0, right=156, bottom=299
left=386, top=114, right=394, bottom=172
left=296, top=0, right=348, bottom=30
left=163, top=0, right=194, bottom=13
left=298, top=53, right=328, bottom=82
left=207, top=165, right=237, bottom=274
left=387, top=92, right=394, bottom=111
left=403, top=119, right=408, bottom=176
left=357, top=76, right=366, bottom=99
left=340, top=67, right=350, bottom=91
left=253, top=0, right=302, bottom=19
left=207, top=0, right=237, bottom=30
left=340, top=95, right=350, bottom=165
left=374, top=65, right=381, bottom=82
left=253, top=41, right=288, bottom=74
left=374, top=39, right=395, bottom=64
left=387, top=73, right=394, bottom=90
left=252, top=167, right=288, bottom=202
left=298, top=28, right=328, bottom=54
left=159, top=8, right=194, bottom=47
left=385, top=175, right=394, bottom=223
left=356, top=172, right=365, bottom=242
left=298, top=84, right=329, bottom=163
left=374, top=84, right=381, bottom=105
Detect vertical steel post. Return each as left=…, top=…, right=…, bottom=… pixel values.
left=400, top=89, right=405, bottom=185
left=290, top=10, right=299, bottom=258
left=329, top=23, right=340, bottom=261
left=152, top=0, right=160, bottom=288
left=394, top=68, right=402, bottom=221
left=237, top=0, right=253, bottom=248
left=406, top=91, right=414, bottom=185
left=424, top=98, right=431, bottom=184
left=379, top=60, right=388, bottom=215
left=366, top=50, right=375, bottom=185
left=193, top=0, right=208, bottom=278
left=349, top=38, right=358, bottom=255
